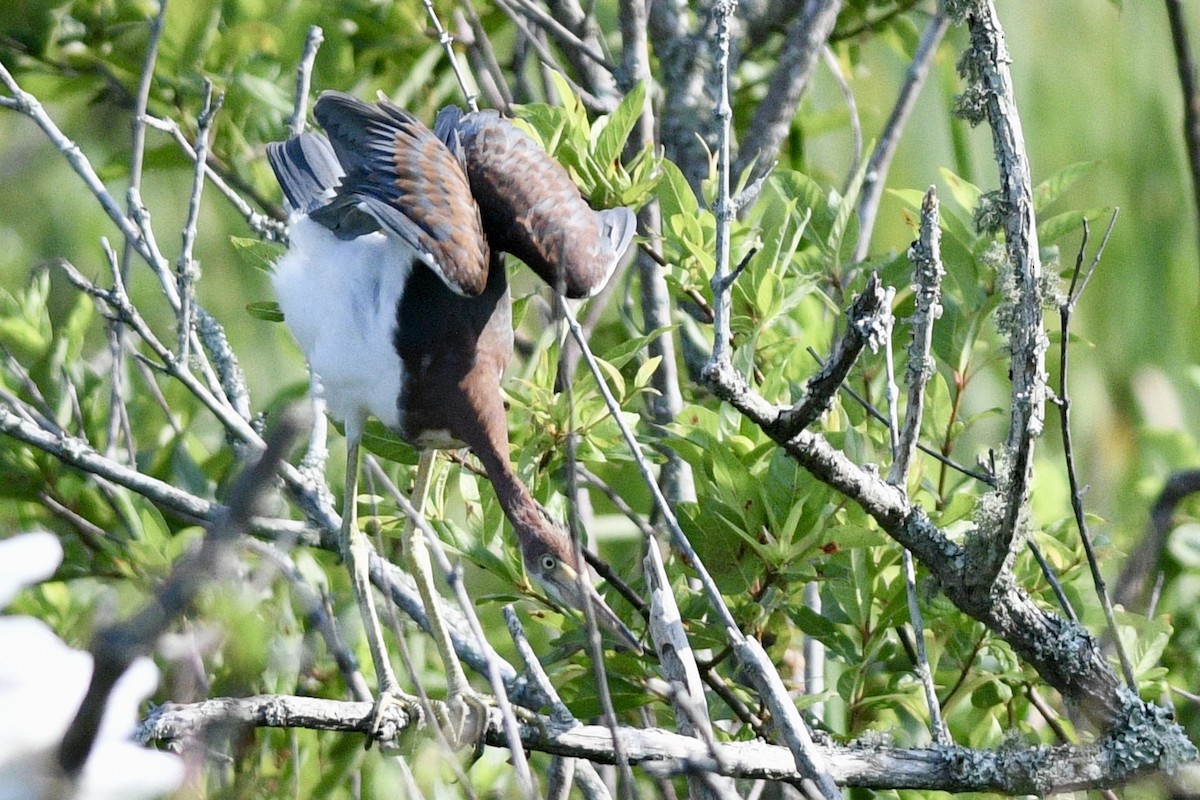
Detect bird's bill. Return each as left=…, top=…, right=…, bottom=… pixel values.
left=540, top=566, right=643, bottom=655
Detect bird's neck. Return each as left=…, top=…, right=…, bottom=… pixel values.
left=471, top=441, right=560, bottom=551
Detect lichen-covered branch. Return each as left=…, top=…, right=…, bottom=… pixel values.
left=138, top=692, right=1190, bottom=793
left=955, top=1, right=1047, bottom=588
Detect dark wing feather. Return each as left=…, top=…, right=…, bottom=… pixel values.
left=441, top=108, right=636, bottom=299
left=267, top=132, right=343, bottom=214
left=312, top=91, right=489, bottom=297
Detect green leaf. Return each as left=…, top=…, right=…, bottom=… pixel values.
left=594, top=81, right=645, bottom=169
left=598, top=325, right=673, bottom=370
left=246, top=301, right=284, bottom=322
left=938, top=167, right=983, bottom=215
left=545, top=69, right=588, bottom=131
left=656, top=158, right=700, bottom=224
left=1037, top=206, right=1114, bottom=245
left=632, top=355, right=662, bottom=390
left=1033, top=160, right=1099, bottom=211
left=592, top=356, right=626, bottom=399
left=359, top=420, right=420, bottom=465
left=231, top=235, right=283, bottom=273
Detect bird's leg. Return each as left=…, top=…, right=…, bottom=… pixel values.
left=341, top=435, right=417, bottom=740
left=402, top=450, right=488, bottom=752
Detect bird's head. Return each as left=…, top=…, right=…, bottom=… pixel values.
left=520, top=531, right=642, bottom=654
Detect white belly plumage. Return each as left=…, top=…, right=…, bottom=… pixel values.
left=273, top=216, right=410, bottom=437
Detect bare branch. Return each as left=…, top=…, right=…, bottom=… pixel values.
left=770, top=276, right=889, bottom=440
left=456, top=6, right=514, bottom=111
left=58, top=416, right=300, bottom=778
left=288, top=26, right=324, bottom=136
left=1165, top=0, right=1200, bottom=278
left=138, top=692, right=1189, bottom=793
left=734, top=0, right=843, bottom=185
left=421, top=0, right=480, bottom=111
left=890, top=186, right=945, bottom=484
left=957, top=1, right=1048, bottom=589
left=541, top=0, right=621, bottom=104
left=645, top=543, right=738, bottom=800
left=698, top=5, right=839, bottom=796
left=493, top=0, right=615, bottom=112
left=853, top=12, right=950, bottom=263
left=1056, top=214, right=1135, bottom=688
left=177, top=81, right=221, bottom=360
left=142, top=114, right=285, bottom=239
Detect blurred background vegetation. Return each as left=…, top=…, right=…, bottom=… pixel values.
left=0, top=0, right=1198, bottom=796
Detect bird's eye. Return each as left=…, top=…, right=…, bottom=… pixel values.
left=539, top=554, right=557, bottom=571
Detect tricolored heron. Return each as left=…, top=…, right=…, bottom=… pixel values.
left=268, top=91, right=638, bottom=739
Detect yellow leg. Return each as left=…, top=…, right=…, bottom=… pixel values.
left=341, top=435, right=413, bottom=736
left=403, top=450, right=486, bottom=750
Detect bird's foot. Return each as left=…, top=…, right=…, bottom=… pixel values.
left=365, top=688, right=423, bottom=749
left=439, top=689, right=492, bottom=758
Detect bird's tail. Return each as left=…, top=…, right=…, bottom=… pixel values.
left=266, top=133, right=344, bottom=214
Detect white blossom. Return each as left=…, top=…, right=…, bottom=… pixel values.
left=0, top=533, right=183, bottom=800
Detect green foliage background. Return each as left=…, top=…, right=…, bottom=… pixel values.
left=1, top=0, right=1199, bottom=797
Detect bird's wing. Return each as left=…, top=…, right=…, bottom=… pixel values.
left=441, top=108, right=636, bottom=299
left=311, top=91, right=490, bottom=297
left=266, top=132, right=343, bottom=214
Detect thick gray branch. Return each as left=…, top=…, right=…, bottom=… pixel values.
left=958, top=1, right=1047, bottom=587
left=138, top=693, right=1193, bottom=793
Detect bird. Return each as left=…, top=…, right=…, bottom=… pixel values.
left=267, top=91, right=639, bottom=740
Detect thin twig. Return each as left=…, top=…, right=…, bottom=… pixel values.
left=177, top=81, right=220, bottom=360
left=421, top=0, right=479, bottom=111
left=457, top=5, right=514, bottom=111
left=821, top=46, right=862, bottom=196
left=58, top=415, right=301, bottom=778
left=501, top=0, right=617, bottom=75
left=117, top=0, right=167, bottom=281
left=492, top=0, right=613, bottom=112
left=1026, top=537, right=1077, bottom=622
left=577, top=465, right=658, bottom=540
left=853, top=11, right=949, bottom=263
left=884, top=187, right=949, bottom=746
left=504, top=606, right=576, bottom=725
left=1165, top=0, right=1200, bottom=279
left=363, top=459, right=536, bottom=794
left=244, top=538, right=372, bottom=703
left=142, top=114, right=284, bottom=239
left=289, top=26, right=324, bottom=136
left=562, top=356, right=631, bottom=800
left=111, top=0, right=165, bottom=460
left=806, top=346, right=994, bottom=485
left=1056, top=213, right=1135, bottom=689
